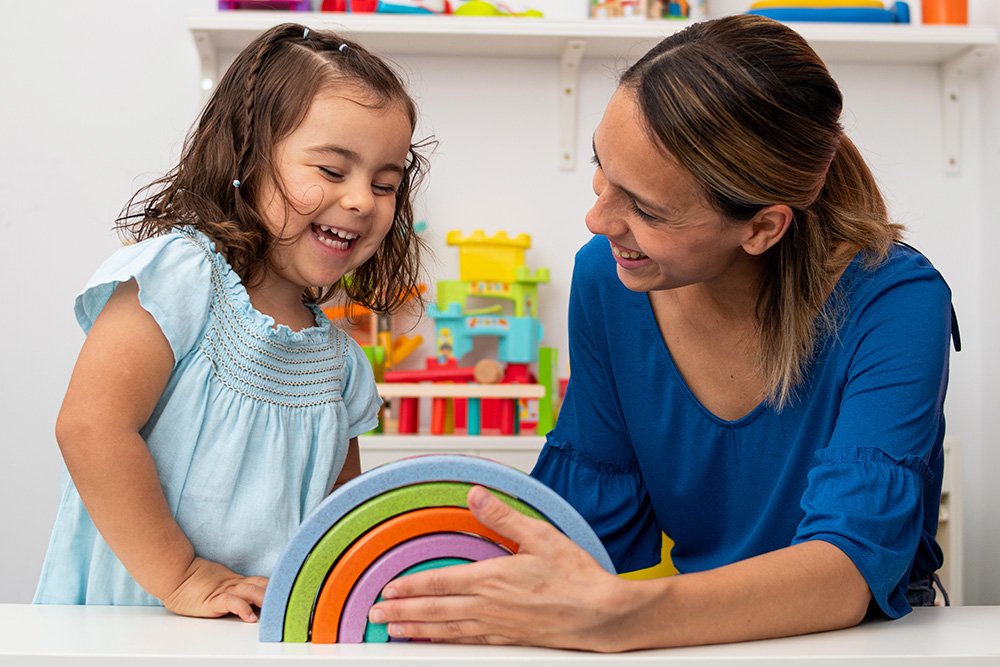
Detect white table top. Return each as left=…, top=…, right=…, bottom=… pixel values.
left=1, top=604, right=998, bottom=665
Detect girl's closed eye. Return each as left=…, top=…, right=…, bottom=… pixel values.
left=320, top=167, right=344, bottom=181
left=372, top=181, right=398, bottom=195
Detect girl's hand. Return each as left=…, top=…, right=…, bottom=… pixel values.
left=161, top=557, right=268, bottom=623
left=367, top=486, right=645, bottom=651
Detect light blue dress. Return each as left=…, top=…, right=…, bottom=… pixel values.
left=34, top=228, right=381, bottom=606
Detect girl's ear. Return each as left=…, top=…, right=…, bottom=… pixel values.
left=742, top=204, right=793, bottom=256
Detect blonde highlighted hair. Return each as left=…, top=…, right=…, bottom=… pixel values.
left=620, top=14, right=904, bottom=409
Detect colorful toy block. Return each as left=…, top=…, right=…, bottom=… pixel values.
left=430, top=302, right=543, bottom=364
left=747, top=0, right=911, bottom=22
left=340, top=533, right=508, bottom=642
left=259, top=455, right=615, bottom=643
left=446, top=230, right=533, bottom=284
left=436, top=266, right=549, bottom=319
left=219, top=0, right=310, bottom=9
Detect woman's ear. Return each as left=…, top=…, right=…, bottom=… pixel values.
left=742, top=204, right=793, bottom=256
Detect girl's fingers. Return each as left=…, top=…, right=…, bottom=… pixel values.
left=232, top=578, right=267, bottom=608
left=217, top=593, right=259, bottom=623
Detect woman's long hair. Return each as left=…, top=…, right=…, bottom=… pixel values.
left=620, top=14, right=903, bottom=409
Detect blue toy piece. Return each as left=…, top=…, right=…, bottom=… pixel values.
left=749, top=2, right=910, bottom=22
left=259, top=454, right=615, bottom=642
left=429, top=302, right=544, bottom=364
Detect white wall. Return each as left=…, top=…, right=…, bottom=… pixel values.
left=1, top=0, right=997, bottom=606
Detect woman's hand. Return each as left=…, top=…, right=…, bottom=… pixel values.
left=161, top=557, right=267, bottom=623
left=367, top=485, right=647, bottom=651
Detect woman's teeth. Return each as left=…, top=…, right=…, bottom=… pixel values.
left=612, top=245, right=647, bottom=260
left=315, top=224, right=358, bottom=250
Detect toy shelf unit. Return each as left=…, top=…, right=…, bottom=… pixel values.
left=188, top=12, right=996, bottom=173
left=370, top=229, right=560, bottom=442
left=359, top=433, right=546, bottom=473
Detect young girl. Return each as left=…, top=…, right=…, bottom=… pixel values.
left=33, top=23, right=428, bottom=623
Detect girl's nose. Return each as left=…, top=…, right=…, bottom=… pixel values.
left=341, top=180, right=376, bottom=216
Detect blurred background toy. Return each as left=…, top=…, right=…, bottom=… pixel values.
left=747, top=0, right=911, bottom=22
left=319, top=0, right=542, bottom=15
left=219, top=0, right=311, bottom=9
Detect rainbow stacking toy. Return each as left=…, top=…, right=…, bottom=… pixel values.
left=259, top=454, right=615, bottom=643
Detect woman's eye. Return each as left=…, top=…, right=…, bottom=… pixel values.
left=590, top=154, right=601, bottom=168
left=630, top=200, right=657, bottom=222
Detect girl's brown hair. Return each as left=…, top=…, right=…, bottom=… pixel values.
left=117, top=23, right=429, bottom=313
left=620, top=14, right=904, bottom=409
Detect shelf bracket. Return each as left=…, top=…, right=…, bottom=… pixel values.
left=941, top=46, right=987, bottom=177
left=558, top=40, right=586, bottom=172
left=192, top=29, right=219, bottom=102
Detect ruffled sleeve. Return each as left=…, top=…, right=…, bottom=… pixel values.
left=794, top=447, right=933, bottom=618
left=793, top=248, right=952, bottom=618
left=532, top=436, right=660, bottom=574
left=340, top=334, right=382, bottom=438
left=74, top=232, right=214, bottom=366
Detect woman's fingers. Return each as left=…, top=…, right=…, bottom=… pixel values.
left=380, top=556, right=510, bottom=600
left=368, top=485, right=628, bottom=648
left=465, top=485, right=556, bottom=553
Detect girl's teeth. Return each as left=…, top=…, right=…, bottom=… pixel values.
left=318, top=224, right=358, bottom=241
left=317, top=234, right=348, bottom=250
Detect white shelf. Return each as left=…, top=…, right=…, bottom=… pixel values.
left=358, top=433, right=545, bottom=473
left=360, top=433, right=545, bottom=450
left=189, top=12, right=996, bottom=65
left=188, top=12, right=995, bottom=173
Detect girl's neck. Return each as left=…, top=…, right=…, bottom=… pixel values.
left=247, top=283, right=317, bottom=332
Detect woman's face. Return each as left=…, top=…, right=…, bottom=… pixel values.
left=586, top=89, right=752, bottom=294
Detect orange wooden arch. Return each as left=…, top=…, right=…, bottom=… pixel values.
left=309, top=506, right=518, bottom=643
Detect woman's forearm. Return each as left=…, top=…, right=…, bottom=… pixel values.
left=611, top=540, right=871, bottom=651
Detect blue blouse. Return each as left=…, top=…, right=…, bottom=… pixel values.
left=531, top=236, right=952, bottom=618
left=34, top=229, right=381, bottom=606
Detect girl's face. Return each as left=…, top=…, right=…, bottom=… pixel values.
left=586, top=89, right=752, bottom=294
left=256, top=86, right=412, bottom=299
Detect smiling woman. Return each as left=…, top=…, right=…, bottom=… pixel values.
left=33, top=22, right=431, bottom=626
left=368, top=14, right=958, bottom=652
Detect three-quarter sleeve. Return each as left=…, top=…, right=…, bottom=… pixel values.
left=792, top=255, right=952, bottom=617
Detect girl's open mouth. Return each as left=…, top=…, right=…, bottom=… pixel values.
left=313, top=224, right=358, bottom=251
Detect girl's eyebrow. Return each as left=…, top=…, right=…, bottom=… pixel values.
left=308, top=144, right=404, bottom=175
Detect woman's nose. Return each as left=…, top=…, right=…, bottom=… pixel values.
left=586, top=180, right=625, bottom=237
